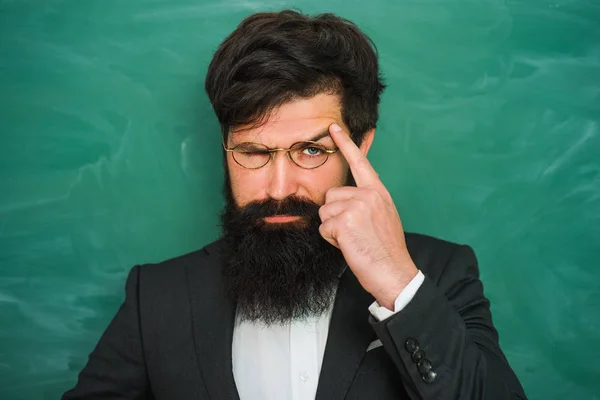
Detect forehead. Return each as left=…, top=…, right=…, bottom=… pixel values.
left=230, top=93, right=342, bottom=145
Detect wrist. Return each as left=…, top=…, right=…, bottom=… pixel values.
left=372, top=263, right=419, bottom=310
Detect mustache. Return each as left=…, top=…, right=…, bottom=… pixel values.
left=234, top=197, right=321, bottom=222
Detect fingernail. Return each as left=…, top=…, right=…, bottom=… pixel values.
left=331, top=123, right=342, bottom=132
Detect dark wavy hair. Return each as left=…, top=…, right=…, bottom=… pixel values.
left=205, top=10, right=386, bottom=145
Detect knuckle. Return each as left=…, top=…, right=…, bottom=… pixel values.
left=319, top=220, right=330, bottom=234
left=318, top=206, right=326, bottom=221
left=325, top=187, right=338, bottom=203
left=362, top=189, right=380, bottom=204
left=369, top=190, right=380, bottom=201
left=353, top=199, right=368, bottom=212
left=318, top=222, right=326, bottom=234
left=340, top=212, right=355, bottom=229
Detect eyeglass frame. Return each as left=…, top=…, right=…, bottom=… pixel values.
left=222, top=140, right=339, bottom=169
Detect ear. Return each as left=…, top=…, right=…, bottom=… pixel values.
left=359, top=128, right=375, bottom=157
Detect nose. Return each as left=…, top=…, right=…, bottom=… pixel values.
left=265, top=152, right=299, bottom=201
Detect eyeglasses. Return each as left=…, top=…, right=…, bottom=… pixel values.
left=223, top=140, right=339, bottom=169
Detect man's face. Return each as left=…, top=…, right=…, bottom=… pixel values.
left=220, top=93, right=375, bottom=324
left=225, top=93, right=351, bottom=217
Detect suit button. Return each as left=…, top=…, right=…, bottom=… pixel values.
left=418, top=359, right=433, bottom=374
left=422, top=370, right=437, bottom=384
left=411, top=349, right=425, bottom=363
left=405, top=338, right=420, bottom=353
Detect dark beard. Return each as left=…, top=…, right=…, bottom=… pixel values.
left=220, top=186, right=346, bottom=325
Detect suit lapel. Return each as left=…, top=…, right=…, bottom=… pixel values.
left=316, top=269, right=376, bottom=400
left=186, top=244, right=240, bottom=400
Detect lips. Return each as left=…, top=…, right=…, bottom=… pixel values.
left=263, top=215, right=302, bottom=223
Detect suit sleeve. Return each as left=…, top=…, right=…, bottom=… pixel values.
left=62, top=265, right=151, bottom=400
left=370, top=245, right=527, bottom=400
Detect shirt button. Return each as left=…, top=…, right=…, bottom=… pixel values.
left=300, top=371, right=309, bottom=382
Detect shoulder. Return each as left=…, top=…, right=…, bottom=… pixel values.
left=405, top=232, right=467, bottom=262
left=119, top=238, right=228, bottom=312
left=405, top=232, right=478, bottom=284
left=135, top=237, right=227, bottom=285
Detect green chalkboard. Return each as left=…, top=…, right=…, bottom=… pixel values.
left=1, top=1, right=599, bottom=399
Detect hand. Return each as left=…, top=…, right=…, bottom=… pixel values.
left=319, top=124, right=419, bottom=310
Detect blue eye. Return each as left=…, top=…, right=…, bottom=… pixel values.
left=302, top=146, right=323, bottom=156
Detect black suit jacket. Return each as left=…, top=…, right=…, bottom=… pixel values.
left=62, top=233, right=527, bottom=399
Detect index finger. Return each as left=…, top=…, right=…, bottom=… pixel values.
left=329, top=123, right=379, bottom=187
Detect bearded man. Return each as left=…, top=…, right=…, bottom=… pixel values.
left=63, top=10, right=527, bottom=400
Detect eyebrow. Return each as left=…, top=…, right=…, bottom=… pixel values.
left=306, top=130, right=332, bottom=143
left=231, top=129, right=334, bottom=147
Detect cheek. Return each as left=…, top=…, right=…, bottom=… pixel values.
left=326, top=156, right=349, bottom=186
left=226, top=159, right=246, bottom=204
left=305, top=161, right=349, bottom=204
left=227, top=160, right=268, bottom=206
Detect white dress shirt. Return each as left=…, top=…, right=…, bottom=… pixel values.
left=232, top=270, right=425, bottom=400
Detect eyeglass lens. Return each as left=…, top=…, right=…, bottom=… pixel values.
left=232, top=142, right=330, bottom=169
